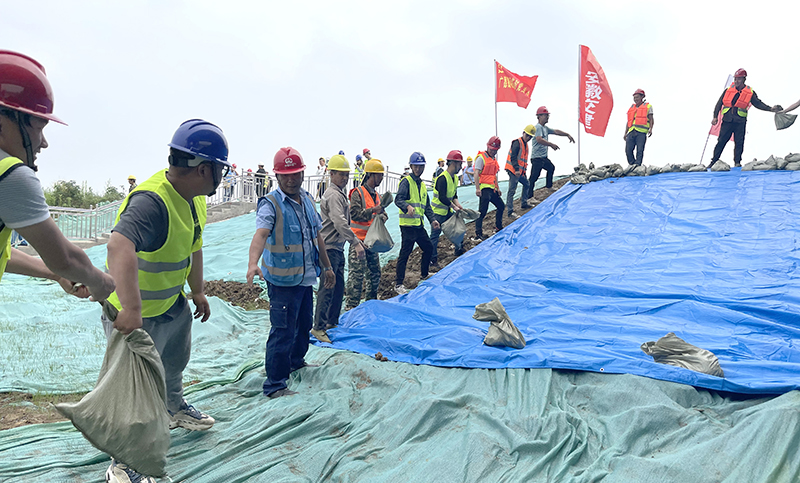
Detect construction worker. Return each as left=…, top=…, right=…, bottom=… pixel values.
left=247, top=147, right=334, bottom=399
left=102, top=119, right=228, bottom=483
left=528, top=106, right=574, bottom=199
left=0, top=50, right=114, bottom=300
left=434, top=158, right=445, bottom=179
left=462, top=156, right=474, bottom=185
left=353, top=154, right=365, bottom=190
left=255, top=163, right=268, bottom=197
left=127, top=175, right=137, bottom=193
left=311, top=154, right=365, bottom=343
left=709, top=69, right=782, bottom=168
left=394, top=152, right=439, bottom=294
left=363, top=148, right=372, bottom=161
left=624, top=89, right=654, bottom=166
left=505, top=125, right=535, bottom=219
left=472, top=136, right=504, bottom=241
left=345, top=158, right=386, bottom=310
left=430, top=150, right=465, bottom=269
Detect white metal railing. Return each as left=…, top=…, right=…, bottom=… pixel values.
left=49, top=200, right=124, bottom=240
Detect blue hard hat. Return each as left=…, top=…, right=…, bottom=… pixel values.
left=168, top=119, right=231, bottom=166
left=339, top=150, right=345, bottom=155
left=409, top=152, right=426, bottom=165
left=356, top=154, right=362, bottom=161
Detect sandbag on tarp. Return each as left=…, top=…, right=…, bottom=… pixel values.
left=775, top=112, right=797, bottom=130
left=641, top=332, right=724, bottom=377
left=364, top=214, right=394, bottom=253
left=56, top=324, right=170, bottom=477
left=473, top=298, right=526, bottom=349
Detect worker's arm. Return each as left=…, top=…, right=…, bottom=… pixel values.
left=711, top=91, right=725, bottom=124
left=14, top=218, right=115, bottom=300
left=551, top=129, right=575, bottom=143
left=187, top=249, right=210, bottom=322
left=647, top=113, right=654, bottom=137
left=316, top=233, right=335, bottom=289
left=7, top=247, right=90, bottom=298
left=105, top=232, right=141, bottom=334
left=508, top=140, right=520, bottom=173
left=780, top=99, right=800, bottom=114
left=246, top=228, right=269, bottom=284
left=750, top=91, right=781, bottom=112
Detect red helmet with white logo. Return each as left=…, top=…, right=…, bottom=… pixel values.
left=536, top=106, right=550, bottom=115
left=487, top=136, right=501, bottom=150
left=0, top=50, right=65, bottom=125
left=633, top=88, right=645, bottom=96
left=734, top=68, right=747, bottom=78
left=273, top=147, right=306, bottom=174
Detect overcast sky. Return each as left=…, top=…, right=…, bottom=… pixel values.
left=7, top=0, right=800, bottom=193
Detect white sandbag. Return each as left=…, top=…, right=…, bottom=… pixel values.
left=473, top=298, right=526, bottom=350
left=641, top=332, right=724, bottom=377
left=363, top=214, right=394, bottom=253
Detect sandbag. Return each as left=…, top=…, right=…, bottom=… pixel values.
left=459, top=208, right=480, bottom=221
left=56, top=314, right=170, bottom=477
left=641, top=332, right=724, bottom=377
left=380, top=191, right=393, bottom=208
left=473, top=298, right=526, bottom=349
left=775, top=112, right=797, bottom=130
left=441, top=212, right=466, bottom=247
left=363, top=214, right=394, bottom=253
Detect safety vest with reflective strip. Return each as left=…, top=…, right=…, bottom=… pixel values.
left=353, top=165, right=365, bottom=186
left=0, top=157, right=26, bottom=281
left=722, top=86, right=753, bottom=118
left=626, top=102, right=651, bottom=133
left=106, top=169, right=207, bottom=318
left=431, top=171, right=457, bottom=216
left=504, top=137, right=529, bottom=174
left=260, top=191, right=320, bottom=286
left=349, top=186, right=379, bottom=241
left=477, top=151, right=499, bottom=190
left=398, top=175, right=427, bottom=226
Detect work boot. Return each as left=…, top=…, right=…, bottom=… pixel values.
left=707, top=159, right=718, bottom=169
left=734, top=161, right=741, bottom=167
left=310, top=329, right=331, bottom=343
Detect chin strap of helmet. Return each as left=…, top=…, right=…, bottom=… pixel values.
left=14, top=112, right=37, bottom=172
left=208, top=165, right=220, bottom=197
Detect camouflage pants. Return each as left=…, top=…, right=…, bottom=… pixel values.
left=344, top=244, right=381, bottom=309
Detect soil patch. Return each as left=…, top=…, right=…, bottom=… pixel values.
left=204, top=280, right=269, bottom=310
left=377, top=179, right=569, bottom=299
left=0, top=392, right=84, bottom=430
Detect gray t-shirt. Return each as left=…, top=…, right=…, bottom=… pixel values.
left=530, top=124, right=553, bottom=159
left=0, top=149, right=50, bottom=229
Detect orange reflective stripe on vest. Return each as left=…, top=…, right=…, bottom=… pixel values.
left=505, top=137, right=529, bottom=173
left=349, top=186, right=379, bottom=241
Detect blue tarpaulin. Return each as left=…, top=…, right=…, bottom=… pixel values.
left=328, top=169, right=800, bottom=395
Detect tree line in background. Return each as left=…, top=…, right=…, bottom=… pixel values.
left=44, top=180, right=126, bottom=209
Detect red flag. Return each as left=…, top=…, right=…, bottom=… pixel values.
left=495, top=61, right=537, bottom=109
left=579, top=45, right=613, bottom=137
left=709, top=75, right=734, bottom=137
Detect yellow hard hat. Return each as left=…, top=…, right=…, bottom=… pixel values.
left=466, top=156, right=473, bottom=162
left=438, top=158, right=445, bottom=163
left=364, top=159, right=384, bottom=173
left=128, top=175, right=136, bottom=180
left=327, top=154, right=350, bottom=172
left=523, top=124, right=536, bottom=137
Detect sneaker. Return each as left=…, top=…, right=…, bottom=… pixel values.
left=507, top=212, right=519, bottom=219
left=430, top=262, right=441, bottom=271
left=420, top=273, right=432, bottom=281
left=310, top=328, right=331, bottom=343
left=106, top=458, right=156, bottom=483
left=395, top=284, right=408, bottom=295
left=470, top=235, right=484, bottom=242
left=454, top=247, right=465, bottom=256
left=267, top=388, right=298, bottom=399
left=168, top=400, right=215, bottom=431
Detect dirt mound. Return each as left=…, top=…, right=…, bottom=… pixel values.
left=377, top=180, right=569, bottom=299
left=204, top=280, right=269, bottom=310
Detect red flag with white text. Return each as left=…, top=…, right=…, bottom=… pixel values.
left=579, top=45, right=613, bottom=137
left=495, top=61, right=538, bottom=109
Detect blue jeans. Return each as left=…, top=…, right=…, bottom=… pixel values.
left=263, top=283, right=314, bottom=396
left=505, top=170, right=530, bottom=214
left=313, top=249, right=345, bottom=330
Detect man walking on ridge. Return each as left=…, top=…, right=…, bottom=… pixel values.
left=528, top=106, right=574, bottom=200
left=505, top=125, right=535, bottom=219
left=247, top=147, right=334, bottom=399
left=624, top=89, right=654, bottom=166
left=394, top=152, right=439, bottom=294
left=311, top=154, right=365, bottom=344
left=472, top=136, right=504, bottom=241
left=103, top=119, right=228, bottom=483
left=709, top=69, right=781, bottom=168
left=0, top=50, right=114, bottom=301
left=344, top=158, right=387, bottom=310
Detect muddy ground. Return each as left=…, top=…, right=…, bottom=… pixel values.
left=204, top=279, right=270, bottom=310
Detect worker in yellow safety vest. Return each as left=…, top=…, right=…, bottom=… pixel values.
left=0, top=50, right=114, bottom=300
left=430, top=150, right=465, bottom=268
left=623, top=88, right=654, bottom=166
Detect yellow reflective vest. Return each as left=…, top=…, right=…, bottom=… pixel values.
left=107, top=169, right=207, bottom=317
left=0, top=156, right=25, bottom=280
left=398, top=175, right=427, bottom=226
left=431, top=171, right=457, bottom=216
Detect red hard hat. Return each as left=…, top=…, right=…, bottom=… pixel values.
left=536, top=106, right=550, bottom=115
left=363, top=148, right=370, bottom=154
left=446, top=150, right=463, bottom=162
left=232, top=164, right=237, bottom=169
left=0, top=50, right=65, bottom=125
left=633, top=88, right=645, bottom=96
left=273, top=147, right=306, bottom=174
left=487, top=136, right=501, bottom=150
left=734, top=68, right=747, bottom=78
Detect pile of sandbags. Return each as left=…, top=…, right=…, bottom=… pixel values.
left=741, top=153, right=800, bottom=171
left=570, top=161, right=709, bottom=185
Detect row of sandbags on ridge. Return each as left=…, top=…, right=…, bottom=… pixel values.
left=570, top=153, right=800, bottom=184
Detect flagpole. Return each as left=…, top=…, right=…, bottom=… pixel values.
left=577, top=45, right=581, bottom=168
left=494, top=59, right=498, bottom=137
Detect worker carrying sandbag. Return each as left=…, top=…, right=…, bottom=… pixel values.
left=430, top=150, right=467, bottom=269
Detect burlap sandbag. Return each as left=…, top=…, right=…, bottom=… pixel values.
left=775, top=112, right=797, bottom=130
left=641, top=332, right=724, bottom=377
left=473, top=298, right=526, bottom=349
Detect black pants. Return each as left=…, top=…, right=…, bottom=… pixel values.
left=396, top=225, right=433, bottom=285
left=313, top=248, right=345, bottom=331
left=712, top=121, right=746, bottom=164
left=529, top=157, right=555, bottom=190
left=475, top=188, right=504, bottom=237
left=625, top=131, right=647, bottom=165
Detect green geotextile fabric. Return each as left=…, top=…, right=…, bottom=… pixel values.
left=1, top=348, right=799, bottom=482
